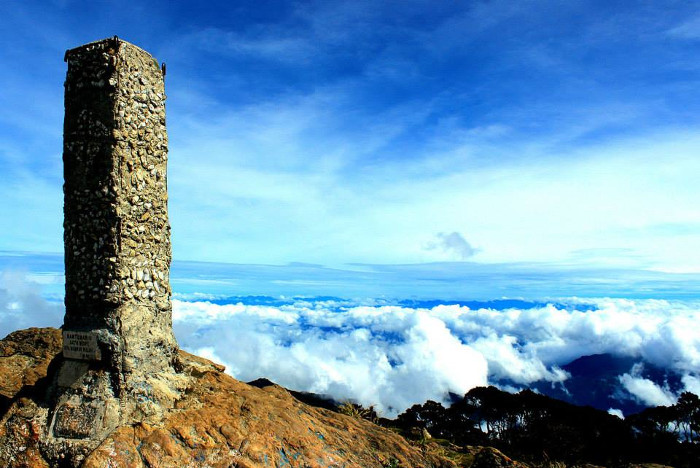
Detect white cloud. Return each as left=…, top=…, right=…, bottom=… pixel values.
left=424, top=232, right=478, bottom=260
left=0, top=271, right=63, bottom=338
left=2, top=271, right=699, bottom=416
left=468, top=332, right=569, bottom=384
left=172, top=297, right=700, bottom=415
left=174, top=301, right=488, bottom=415
left=681, top=374, right=700, bottom=395
left=619, top=372, right=677, bottom=407
left=608, top=408, right=624, bottom=419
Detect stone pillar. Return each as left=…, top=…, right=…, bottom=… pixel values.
left=52, top=37, right=182, bottom=442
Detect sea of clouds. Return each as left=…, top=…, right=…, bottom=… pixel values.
left=172, top=295, right=700, bottom=416
left=2, top=270, right=699, bottom=417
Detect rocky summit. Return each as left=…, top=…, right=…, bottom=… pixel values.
left=0, top=327, right=531, bottom=468
left=0, top=38, right=529, bottom=468
left=1, top=36, right=681, bottom=468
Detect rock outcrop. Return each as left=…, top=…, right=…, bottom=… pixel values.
left=1, top=327, right=496, bottom=468
left=9, top=328, right=676, bottom=467
left=0, top=328, right=62, bottom=414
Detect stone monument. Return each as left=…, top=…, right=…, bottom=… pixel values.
left=50, top=37, right=184, bottom=447
left=0, top=36, right=459, bottom=468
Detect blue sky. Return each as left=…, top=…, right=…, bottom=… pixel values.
left=2, top=1, right=700, bottom=413
left=2, top=1, right=700, bottom=298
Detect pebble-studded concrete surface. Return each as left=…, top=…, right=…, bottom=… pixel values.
left=62, top=38, right=176, bottom=375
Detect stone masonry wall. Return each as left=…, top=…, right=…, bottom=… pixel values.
left=63, top=37, right=176, bottom=380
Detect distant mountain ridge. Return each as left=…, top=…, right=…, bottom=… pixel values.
left=523, top=353, right=684, bottom=415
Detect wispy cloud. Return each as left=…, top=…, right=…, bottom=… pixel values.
left=180, top=28, right=315, bottom=62
left=667, top=16, right=700, bottom=40
left=3, top=1, right=700, bottom=274
left=4, top=252, right=700, bottom=301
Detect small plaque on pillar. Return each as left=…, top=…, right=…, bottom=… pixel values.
left=62, top=330, right=102, bottom=361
